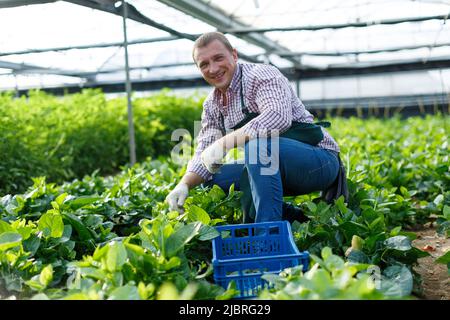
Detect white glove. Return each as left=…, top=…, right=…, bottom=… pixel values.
left=165, top=182, right=189, bottom=213
left=201, top=141, right=226, bottom=174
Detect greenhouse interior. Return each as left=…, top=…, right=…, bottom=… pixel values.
left=0, top=0, right=449, bottom=303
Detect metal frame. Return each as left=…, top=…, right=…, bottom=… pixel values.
left=2, top=0, right=448, bottom=169
left=0, top=36, right=179, bottom=57
left=253, top=42, right=450, bottom=58
left=0, top=0, right=449, bottom=85
left=11, top=58, right=450, bottom=95
left=156, top=0, right=303, bottom=68
left=65, top=0, right=259, bottom=63
left=0, top=0, right=56, bottom=8
left=223, top=14, right=450, bottom=34
left=0, top=59, right=95, bottom=80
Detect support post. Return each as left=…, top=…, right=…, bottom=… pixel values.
left=122, top=0, right=136, bottom=166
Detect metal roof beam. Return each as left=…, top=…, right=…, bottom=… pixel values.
left=4, top=56, right=449, bottom=81
left=0, top=60, right=37, bottom=71
left=0, top=36, right=178, bottom=57
left=5, top=58, right=449, bottom=95
left=290, top=58, right=450, bottom=78
left=0, top=59, right=196, bottom=79
left=156, top=0, right=303, bottom=68
left=255, top=42, right=450, bottom=58
left=0, top=0, right=56, bottom=8
left=64, top=0, right=258, bottom=63
left=225, top=14, right=450, bottom=34
left=71, top=61, right=196, bottom=81
left=0, top=60, right=95, bottom=80
left=0, top=60, right=65, bottom=73
left=65, top=0, right=196, bottom=40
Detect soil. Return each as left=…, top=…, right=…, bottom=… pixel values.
left=412, top=224, right=450, bottom=300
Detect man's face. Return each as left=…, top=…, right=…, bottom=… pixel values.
left=193, top=39, right=238, bottom=92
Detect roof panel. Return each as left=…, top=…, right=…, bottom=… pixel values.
left=0, top=0, right=449, bottom=96
left=130, top=0, right=215, bottom=35
left=0, top=1, right=169, bottom=52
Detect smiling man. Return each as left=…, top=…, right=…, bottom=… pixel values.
left=165, top=31, right=345, bottom=223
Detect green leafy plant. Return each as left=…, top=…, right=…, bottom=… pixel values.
left=0, top=103, right=447, bottom=300
left=259, top=247, right=387, bottom=299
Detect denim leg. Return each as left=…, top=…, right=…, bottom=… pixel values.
left=243, top=137, right=339, bottom=223
left=202, top=162, right=244, bottom=191
left=203, top=138, right=339, bottom=224
left=277, top=138, right=339, bottom=196
left=244, top=138, right=284, bottom=222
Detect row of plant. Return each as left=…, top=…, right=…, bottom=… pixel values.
left=0, top=153, right=448, bottom=299
left=0, top=89, right=203, bottom=195
left=0, top=160, right=240, bottom=299
left=0, top=177, right=438, bottom=300
left=0, top=104, right=448, bottom=299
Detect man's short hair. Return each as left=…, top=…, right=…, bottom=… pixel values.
left=192, top=32, right=233, bottom=62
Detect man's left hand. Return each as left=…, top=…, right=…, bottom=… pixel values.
left=201, top=140, right=226, bottom=174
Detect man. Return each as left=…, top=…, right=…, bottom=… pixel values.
left=166, top=31, right=342, bottom=223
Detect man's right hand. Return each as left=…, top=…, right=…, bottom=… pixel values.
left=165, top=182, right=189, bottom=213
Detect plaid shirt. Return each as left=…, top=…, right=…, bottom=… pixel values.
left=187, top=62, right=340, bottom=181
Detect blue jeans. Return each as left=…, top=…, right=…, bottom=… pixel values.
left=204, top=137, right=339, bottom=222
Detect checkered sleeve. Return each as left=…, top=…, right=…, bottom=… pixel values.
left=186, top=105, right=224, bottom=182
left=241, top=75, right=293, bottom=138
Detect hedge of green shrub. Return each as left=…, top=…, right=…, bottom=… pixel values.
left=0, top=89, right=203, bottom=195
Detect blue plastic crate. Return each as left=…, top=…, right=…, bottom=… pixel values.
left=212, top=221, right=309, bottom=299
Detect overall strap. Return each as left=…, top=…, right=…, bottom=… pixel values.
left=219, top=65, right=248, bottom=131
left=314, top=121, right=331, bottom=128
left=239, top=66, right=249, bottom=115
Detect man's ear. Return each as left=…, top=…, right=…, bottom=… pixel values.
left=232, top=48, right=238, bottom=62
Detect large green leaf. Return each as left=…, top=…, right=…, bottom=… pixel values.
left=188, top=205, right=211, bottom=225
left=334, top=196, right=348, bottom=214
left=39, top=265, right=53, bottom=287
left=61, top=213, right=95, bottom=241
left=108, top=284, right=140, bottom=300
left=383, top=236, right=412, bottom=251
left=38, top=211, right=64, bottom=238
left=165, top=222, right=202, bottom=257
left=435, top=251, right=450, bottom=276
left=66, top=196, right=102, bottom=210
left=380, top=265, right=413, bottom=297
left=0, top=232, right=22, bottom=251
left=339, top=221, right=369, bottom=239
left=347, top=249, right=369, bottom=264
left=106, top=241, right=128, bottom=272
left=198, top=224, right=219, bottom=241
left=208, top=185, right=226, bottom=202
left=0, top=220, right=13, bottom=233
left=443, top=205, right=450, bottom=220
left=23, top=234, right=41, bottom=255
left=436, top=251, right=450, bottom=264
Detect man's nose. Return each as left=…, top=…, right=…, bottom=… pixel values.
left=209, top=62, right=219, bottom=74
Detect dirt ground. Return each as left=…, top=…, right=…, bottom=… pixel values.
left=412, top=225, right=450, bottom=300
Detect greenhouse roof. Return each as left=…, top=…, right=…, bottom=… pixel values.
left=0, top=0, right=450, bottom=93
